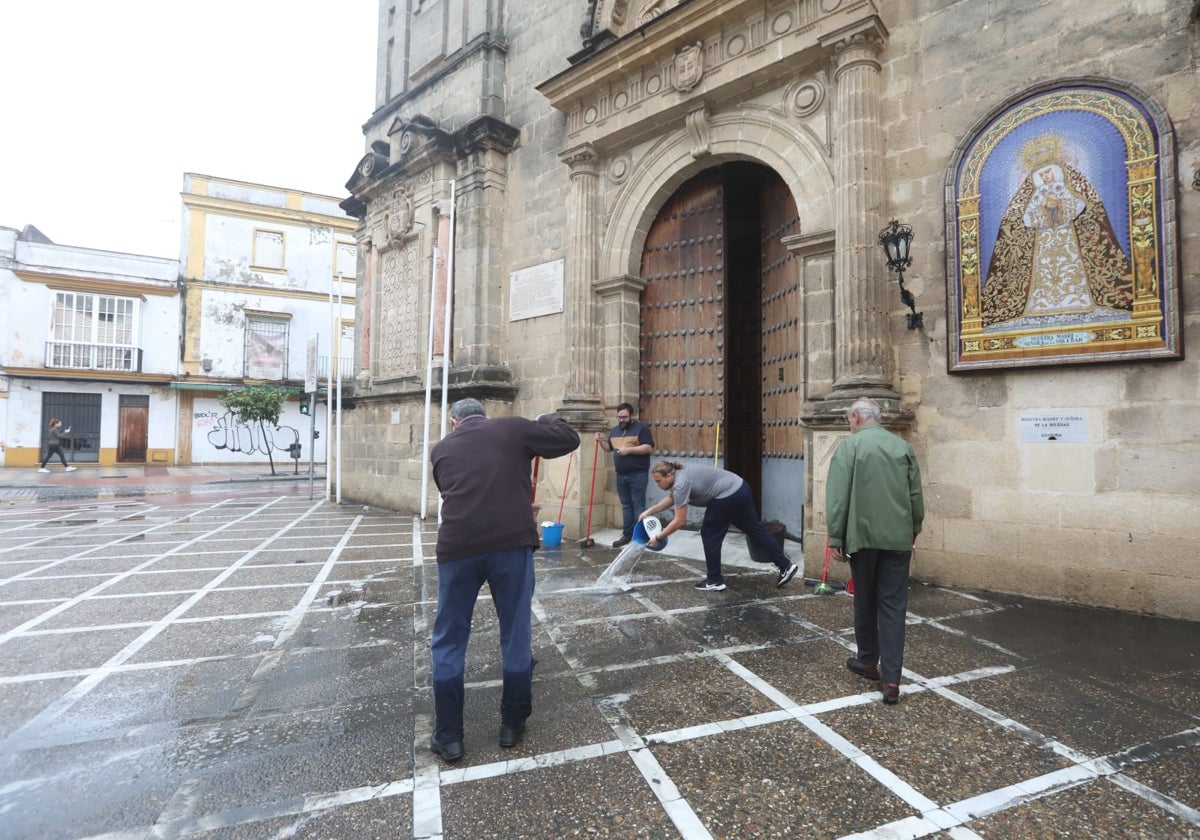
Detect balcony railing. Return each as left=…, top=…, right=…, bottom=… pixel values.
left=45, top=341, right=143, bottom=373
left=313, top=356, right=353, bottom=380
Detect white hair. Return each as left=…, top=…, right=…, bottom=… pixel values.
left=847, top=397, right=881, bottom=422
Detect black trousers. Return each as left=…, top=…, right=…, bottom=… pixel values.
left=42, top=444, right=68, bottom=468
left=848, top=548, right=911, bottom=684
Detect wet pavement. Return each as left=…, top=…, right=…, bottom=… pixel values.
left=0, top=464, right=322, bottom=505
left=0, top=479, right=1197, bottom=839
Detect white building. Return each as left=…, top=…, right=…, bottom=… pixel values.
left=175, top=174, right=356, bottom=467
left=0, top=225, right=181, bottom=467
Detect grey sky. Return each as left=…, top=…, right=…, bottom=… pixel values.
left=0, top=1, right=377, bottom=258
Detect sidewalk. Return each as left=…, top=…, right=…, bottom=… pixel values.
left=0, top=463, right=323, bottom=503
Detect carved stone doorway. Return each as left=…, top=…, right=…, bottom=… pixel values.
left=638, top=162, right=804, bottom=534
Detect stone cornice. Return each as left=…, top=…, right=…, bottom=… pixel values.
left=594, top=273, right=646, bottom=295
left=538, top=0, right=883, bottom=151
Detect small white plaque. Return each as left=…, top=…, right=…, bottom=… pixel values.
left=509, top=259, right=564, bottom=321
left=1019, top=413, right=1087, bottom=442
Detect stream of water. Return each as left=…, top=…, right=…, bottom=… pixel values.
left=592, top=543, right=647, bottom=592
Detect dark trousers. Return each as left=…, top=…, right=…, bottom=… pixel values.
left=431, top=547, right=535, bottom=742
left=848, top=548, right=912, bottom=684
left=615, top=470, right=649, bottom=537
left=41, top=445, right=68, bottom=468
left=701, top=482, right=791, bottom=584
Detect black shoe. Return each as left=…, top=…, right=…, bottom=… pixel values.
left=430, top=732, right=464, bottom=762
left=612, top=535, right=632, bottom=548
left=846, top=657, right=881, bottom=681
left=776, top=562, right=798, bottom=587
left=880, top=681, right=900, bottom=705
left=499, top=723, right=526, bottom=748
left=694, top=579, right=726, bottom=591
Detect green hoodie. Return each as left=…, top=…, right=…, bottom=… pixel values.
left=826, top=423, right=924, bottom=554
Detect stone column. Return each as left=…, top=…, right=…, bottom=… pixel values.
left=356, top=235, right=373, bottom=389
left=431, top=204, right=450, bottom=368
left=558, top=143, right=604, bottom=426
left=826, top=19, right=895, bottom=399
left=803, top=18, right=910, bottom=580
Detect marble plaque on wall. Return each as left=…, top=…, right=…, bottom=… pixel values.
left=509, top=258, right=564, bottom=321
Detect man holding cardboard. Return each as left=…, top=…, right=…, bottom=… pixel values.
left=594, top=402, right=654, bottom=547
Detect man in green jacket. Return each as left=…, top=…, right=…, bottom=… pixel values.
left=826, top=397, right=924, bottom=705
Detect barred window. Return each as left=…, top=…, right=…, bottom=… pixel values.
left=244, top=313, right=290, bottom=380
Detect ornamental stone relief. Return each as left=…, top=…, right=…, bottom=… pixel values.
left=376, top=241, right=421, bottom=377
left=570, top=0, right=844, bottom=138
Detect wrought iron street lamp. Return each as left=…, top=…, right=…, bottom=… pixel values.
left=878, top=219, right=923, bottom=330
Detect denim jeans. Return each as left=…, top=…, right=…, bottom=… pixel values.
left=700, top=481, right=791, bottom=583
left=615, top=470, right=649, bottom=537
left=431, top=547, right=535, bottom=742
left=848, top=548, right=912, bottom=684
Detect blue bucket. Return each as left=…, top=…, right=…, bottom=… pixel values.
left=632, top=519, right=668, bottom=552
left=541, top=522, right=564, bottom=548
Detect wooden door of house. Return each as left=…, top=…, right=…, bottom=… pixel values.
left=639, top=165, right=805, bottom=535
left=118, top=395, right=149, bottom=462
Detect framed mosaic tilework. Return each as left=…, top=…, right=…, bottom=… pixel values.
left=945, top=79, right=1180, bottom=372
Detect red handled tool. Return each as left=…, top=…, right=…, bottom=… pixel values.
left=555, top=451, right=573, bottom=524
left=579, top=436, right=600, bottom=547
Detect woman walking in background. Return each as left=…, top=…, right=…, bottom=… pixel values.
left=39, top=418, right=76, bottom=473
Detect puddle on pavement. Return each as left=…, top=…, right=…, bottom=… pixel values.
left=39, top=519, right=99, bottom=527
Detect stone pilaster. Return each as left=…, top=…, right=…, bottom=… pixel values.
left=557, top=143, right=604, bottom=426
left=594, top=274, right=647, bottom=409
left=824, top=18, right=896, bottom=403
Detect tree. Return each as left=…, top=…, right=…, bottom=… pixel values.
left=219, top=387, right=289, bottom=475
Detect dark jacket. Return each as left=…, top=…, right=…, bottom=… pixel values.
left=607, top=419, right=654, bottom=475
left=431, top=413, right=579, bottom=562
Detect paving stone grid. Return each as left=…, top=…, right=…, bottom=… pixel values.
left=0, top=492, right=1196, bottom=839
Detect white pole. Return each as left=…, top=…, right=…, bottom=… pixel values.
left=336, top=272, right=344, bottom=504
left=439, top=180, right=455, bottom=440
left=326, top=273, right=334, bottom=501
left=420, top=244, right=439, bottom=519
left=437, top=180, right=456, bottom=522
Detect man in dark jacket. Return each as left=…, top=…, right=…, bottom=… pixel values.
left=428, top=398, right=579, bottom=761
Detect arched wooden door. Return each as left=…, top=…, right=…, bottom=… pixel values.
left=638, top=164, right=805, bottom=534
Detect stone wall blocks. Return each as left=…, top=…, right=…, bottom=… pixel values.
left=924, top=483, right=972, bottom=519
left=1149, top=573, right=1200, bottom=622
left=1023, top=445, right=1096, bottom=493
left=1008, top=372, right=1120, bottom=409
left=1114, top=446, right=1200, bottom=494
left=942, top=519, right=1015, bottom=557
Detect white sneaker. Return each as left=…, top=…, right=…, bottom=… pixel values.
left=38, top=468, right=50, bottom=473
left=65, top=466, right=77, bottom=472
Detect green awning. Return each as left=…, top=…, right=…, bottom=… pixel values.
left=170, top=382, right=303, bottom=393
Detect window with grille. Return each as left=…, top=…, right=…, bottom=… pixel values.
left=245, top=313, right=290, bottom=380
left=48, top=292, right=139, bottom=371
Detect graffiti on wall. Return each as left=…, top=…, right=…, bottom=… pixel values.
left=201, top=410, right=300, bottom=456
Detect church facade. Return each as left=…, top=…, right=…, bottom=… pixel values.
left=338, top=0, right=1200, bottom=620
